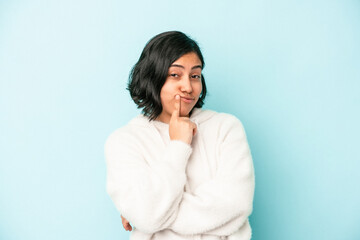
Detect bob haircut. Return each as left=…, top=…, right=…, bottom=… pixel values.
left=127, top=31, right=207, bottom=121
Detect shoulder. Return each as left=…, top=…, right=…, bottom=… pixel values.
left=200, top=109, right=248, bottom=143
left=216, top=111, right=242, bottom=124
left=104, top=114, right=152, bottom=151
left=204, top=109, right=245, bottom=130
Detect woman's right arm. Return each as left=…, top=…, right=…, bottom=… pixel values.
left=104, top=130, right=192, bottom=234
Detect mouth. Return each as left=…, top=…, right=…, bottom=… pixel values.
left=181, top=96, right=194, bottom=100
left=180, top=96, right=195, bottom=103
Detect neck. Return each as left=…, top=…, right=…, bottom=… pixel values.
left=155, top=115, right=170, bottom=124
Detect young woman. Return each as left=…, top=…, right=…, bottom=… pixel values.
left=105, top=31, right=255, bottom=240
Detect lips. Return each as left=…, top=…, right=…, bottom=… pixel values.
left=181, top=96, right=194, bottom=100
left=180, top=96, right=194, bottom=103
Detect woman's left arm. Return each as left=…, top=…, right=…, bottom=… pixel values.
left=168, top=116, right=255, bottom=236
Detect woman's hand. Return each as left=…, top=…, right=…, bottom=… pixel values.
left=121, top=215, right=133, bottom=231
left=169, top=95, right=197, bottom=145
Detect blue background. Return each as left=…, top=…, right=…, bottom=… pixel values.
left=1, top=0, right=359, bottom=239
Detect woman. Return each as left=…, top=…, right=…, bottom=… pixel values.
left=105, top=31, right=255, bottom=240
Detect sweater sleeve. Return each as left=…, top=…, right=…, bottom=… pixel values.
left=168, top=116, right=255, bottom=236
left=105, top=130, right=192, bottom=234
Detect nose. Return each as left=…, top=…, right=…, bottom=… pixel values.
left=180, top=76, right=193, bottom=93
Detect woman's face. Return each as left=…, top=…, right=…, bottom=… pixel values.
left=156, top=52, right=203, bottom=123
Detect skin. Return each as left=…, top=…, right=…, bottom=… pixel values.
left=120, top=52, right=203, bottom=231
left=121, top=215, right=132, bottom=231
left=156, top=51, right=203, bottom=125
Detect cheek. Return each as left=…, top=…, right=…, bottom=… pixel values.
left=159, top=85, right=173, bottom=109
left=160, top=86, right=171, bottom=100
left=194, top=82, right=203, bottom=97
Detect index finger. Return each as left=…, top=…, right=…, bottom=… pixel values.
left=172, top=94, right=181, bottom=118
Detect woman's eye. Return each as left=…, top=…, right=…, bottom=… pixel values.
left=191, top=75, right=201, bottom=79
left=170, top=73, right=179, bottom=77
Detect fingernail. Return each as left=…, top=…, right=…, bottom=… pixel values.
left=175, top=95, right=180, bottom=99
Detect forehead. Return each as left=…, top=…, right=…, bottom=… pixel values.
left=172, top=52, right=201, bottom=65
left=170, top=52, right=202, bottom=69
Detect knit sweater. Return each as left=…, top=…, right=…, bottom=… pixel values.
left=104, top=108, right=255, bottom=240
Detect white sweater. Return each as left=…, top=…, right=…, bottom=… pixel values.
left=105, top=108, right=255, bottom=240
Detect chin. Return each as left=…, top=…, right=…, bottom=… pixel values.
left=180, top=110, right=191, bottom=117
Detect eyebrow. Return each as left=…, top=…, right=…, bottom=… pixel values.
left=170, top=64, right=202, bottom=70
